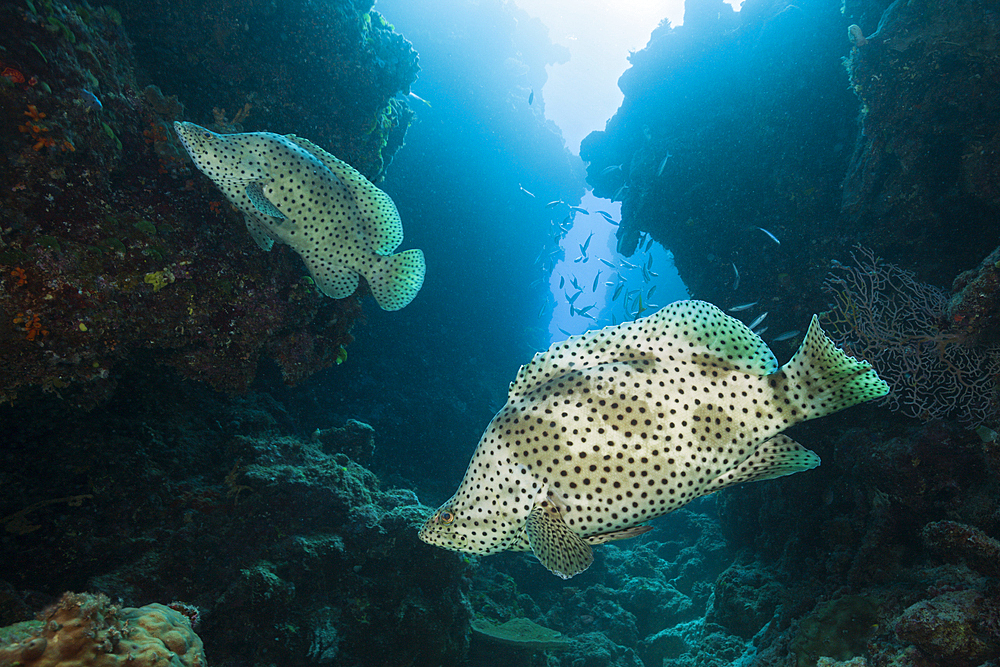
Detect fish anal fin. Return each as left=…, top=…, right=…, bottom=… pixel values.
left=525, top=498, right=593, bottom=579
left=300, top=254, right=359, bottom=299
left=245, top=182, right=286, bottom=220
left=361, top=249, right=426, bottom=311
left=707, top=434, right=820, bottom=492
left=584, top=524, right=653, bottom=545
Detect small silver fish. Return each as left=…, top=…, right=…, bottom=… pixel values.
left=748, top=312, right=768, bottom=329
left=596, top=211, right=614, bottom=222
left=581, top=232, right=594, bottom=253
left=592, top=270, right=601, bottom=292
left=559, top=276, right=565, bottom=289
left=612, top=185, right=629, bottom=202
left=753, top=326, right=768, bottom=337
left=656, top=152, right=672, bottom=177
left=756, top=227, right=780, bottom=245
left=566, top=290, right=583, bottom=304
left=545, top=200, right=564, bottom=209
left=612, top=283, right=624, bottom=300
left=577, top=305, right=595, bottom=315
left=558, top=327, right=572, bottom=336
left=528, top=89, right=534, bottom=105
left=600, top=164, right=622, bottom=176
left=728, top=301, right=758, bottom=312
left=570, top=206, right=589, bottom=215
left=519, top=184, right=535, bottom=198
left=771, top=330, right=801, bottom=342
left=571, top=276, right=581, bottom=290
left=599, top=258, right=616, bottom=268
left=645, top=237, right=654, bottom=252
left=647, top=286, right=656, bottom=299
left=732, top=263, right=740, bottom=291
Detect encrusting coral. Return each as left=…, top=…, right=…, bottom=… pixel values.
left=0, top=592, right=205, bottom=667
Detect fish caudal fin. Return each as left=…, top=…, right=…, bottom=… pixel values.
left=525, top=498, right=593, bottom=579
left=705, top=435, right=820, bottom=493
left=363, top=249, right=426, bottom=311
left=781, top=315, right=890, bottom=420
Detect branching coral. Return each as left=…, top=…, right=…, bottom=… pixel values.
left=821, top=247, right=1000, bottom=425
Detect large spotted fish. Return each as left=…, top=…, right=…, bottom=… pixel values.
left=173, top=121, right=425, bottom=311
left=419, top=300, right=889, bottom=578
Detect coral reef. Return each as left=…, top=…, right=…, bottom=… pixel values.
left=0, top=592, right=204, bottom=667
left=0, top=0, right=419, bottom=406
left=0, top=371, right=470, bottom=667
left=821, top=246, right=1000, bottom=425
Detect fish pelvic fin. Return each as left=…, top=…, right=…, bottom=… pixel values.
left=363, top=248, right=426, bottom=311
left=525, top=497, right=593, bottom=579
left=780, top=315, right=890, bottom=420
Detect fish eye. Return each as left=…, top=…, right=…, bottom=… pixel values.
left=439, top=510, right=454, bottom=524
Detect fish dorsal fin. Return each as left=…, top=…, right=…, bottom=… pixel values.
left=508, top=300, right=777, bottom=401
left=245, top=182, right=286, bottom=221
left=704, top=434, right=820, bottom=493
left=284, top=135, right=404, bottom=254
left=525, top=497, right=593, bottom=579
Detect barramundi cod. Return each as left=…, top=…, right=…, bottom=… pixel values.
left=419, top=300, right=889, bottom=578
left=174, top=121, right=425, bottom=311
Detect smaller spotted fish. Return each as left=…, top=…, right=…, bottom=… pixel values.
left=174, top=121, right=425, bottom=310
left=420, top=300, right=889, bottom=578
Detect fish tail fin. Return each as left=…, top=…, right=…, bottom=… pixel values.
left=364, top=249, right=426, bottom=311
left=780, top=315, right=890, bottom=420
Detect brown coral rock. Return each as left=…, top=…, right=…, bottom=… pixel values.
left=0, top=592, right=205, bottom=667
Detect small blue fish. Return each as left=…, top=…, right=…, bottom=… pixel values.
left=592, top=270, right=601, bottom=292
left=728, top=301, right=758, bottom=312
left=528, top=89, right=534, bottom=105
left=756, top=227, right=781, bottom=245
left=599, top=258, right=616, bottom=268
left=78, top=88, right=102, bottom=112
left=581, top=231, right=594, bottom=253
left=656, top=152, right=672, bottom=177
left=567, top=290, right=583, bottom=304
left=559, top=276, right=565, bottom=289
left=596, top=211, right=614, bottom=222
left=771, top=330, right=800, bottom=342
left=612, top=283, right=624, bottom=301
left=748, top=312, right=768, bottom=330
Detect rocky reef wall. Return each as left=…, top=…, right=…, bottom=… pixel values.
left=0, top=0, right=418, bottom=407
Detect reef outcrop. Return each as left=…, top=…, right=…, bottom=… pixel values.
left=0, top=0, right=417, bottom=407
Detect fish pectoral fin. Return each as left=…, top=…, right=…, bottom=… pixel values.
left=525, top=499, right=593, bottom=579
left=706, top=434, right=820, bottom=493
left=584, top=524, right=653, bottom=545
left=245, top=182, right=286, bottom=221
